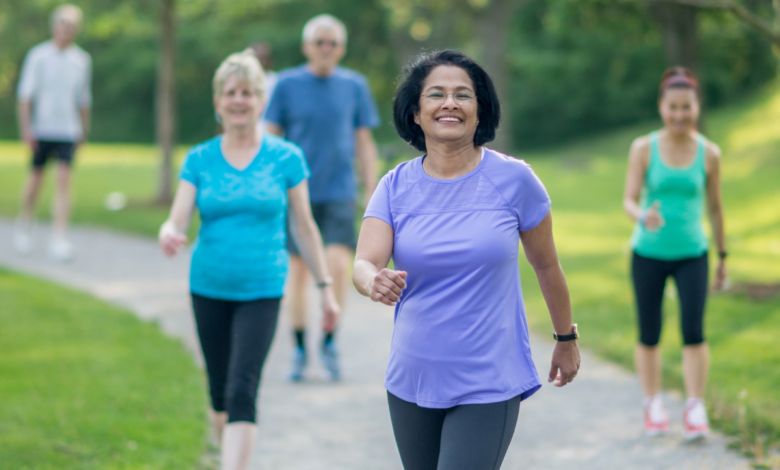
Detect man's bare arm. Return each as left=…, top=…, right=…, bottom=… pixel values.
left=355, top=127, right=378, bottom=203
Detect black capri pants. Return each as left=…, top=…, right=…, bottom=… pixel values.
left=192, top=294, right=281, bottom=423
left=631, top=251, right=709, bottom=347
left=388, top=391, right=521, bottom=470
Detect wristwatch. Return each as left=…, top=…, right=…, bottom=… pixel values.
left=553, top=324, right=579, bottom=342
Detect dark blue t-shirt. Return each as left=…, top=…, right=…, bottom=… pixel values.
left=264, top=65, right=380, bottom=203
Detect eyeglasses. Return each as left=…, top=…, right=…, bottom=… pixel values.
left=314, top=39, right=339, bottom=48
left=421, top=91, right=476, bottom=105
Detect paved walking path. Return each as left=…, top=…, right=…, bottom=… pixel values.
left=0, top=218, right=750, bottom=470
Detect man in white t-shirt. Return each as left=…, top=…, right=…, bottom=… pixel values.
left=15, top=4, right=91, bottom=261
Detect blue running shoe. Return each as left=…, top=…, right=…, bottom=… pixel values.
left=290, top=346, right=307, bottom=382
left=320, top=340, right=341, bottom=381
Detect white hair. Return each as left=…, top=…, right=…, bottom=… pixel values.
left=50, top=4, right=83, bottom=29
left=302, top=14, right=347, bottom=44
left=213, top=49, right=266, bottom=98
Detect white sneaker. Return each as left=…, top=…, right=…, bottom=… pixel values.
left=683, top=398, right=710, bottom=440
left=49, top=237, right=74, bottom=262
left=13, top=219, right=33, bottom=255
left=644, top=395, right=669, bottom=436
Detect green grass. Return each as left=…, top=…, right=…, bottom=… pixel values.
left=0, top=269, right=208, bottom=469
left=513, top=83, right=780, bottom=454
left=0, top=143, right=189, bottom=238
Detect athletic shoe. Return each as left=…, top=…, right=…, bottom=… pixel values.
left=683, top=398, right=710, bottom=440
left=289, top=346, right=307, bottom=382
left=13, top=219, right=33, bottom=255
left=320, top=340, right=341, bottom=381
left=49, top=237, right=74, bottom=262
left=644, top=395, right=669, bottom=436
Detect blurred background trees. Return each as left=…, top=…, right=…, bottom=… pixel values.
left=0, top=0, right=777, bottom=150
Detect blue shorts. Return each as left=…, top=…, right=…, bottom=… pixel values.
left=32, top=140, right=76, bottom=169
left=288, top=201, right=356, bottom=256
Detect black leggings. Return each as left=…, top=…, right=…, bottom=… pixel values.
left=631, top=251, right=708, bottom=347
left=191, top=294, right=280, bottom=423
left=387, top=392, right=521, bottom=470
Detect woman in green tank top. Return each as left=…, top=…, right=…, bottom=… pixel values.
left=622, top=68, right=727, bottom=440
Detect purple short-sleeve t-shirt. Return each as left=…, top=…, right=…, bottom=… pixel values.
left=364, top=148, right=551, bottom=408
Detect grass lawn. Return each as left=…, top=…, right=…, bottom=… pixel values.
left=0, top=269, right=208, bottom=469
left=514, top=84, right=780, bottom=455
left=0, top=143, right=188, bottom=238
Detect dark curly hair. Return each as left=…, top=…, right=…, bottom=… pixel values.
left=393, top=50, right=500, bottom=152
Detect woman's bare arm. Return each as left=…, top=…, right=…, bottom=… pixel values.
left=520, top=211, right=580, bottom=387
left=353, top=217, right=407, bottom=306
left=159, top=181, right=197, bottom=257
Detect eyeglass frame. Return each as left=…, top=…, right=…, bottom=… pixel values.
left=420, top=90, right=477, bottom=105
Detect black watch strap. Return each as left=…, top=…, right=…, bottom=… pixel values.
left=553, top=324, right=579, bottom=342
left=718, top=251, right=728, bottom=259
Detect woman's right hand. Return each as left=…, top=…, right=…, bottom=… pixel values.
left=641, top=201, right=665, bottom=232
left=367, top=269, right=407, bottom=306
left=159, top=223, right=188, bottom=257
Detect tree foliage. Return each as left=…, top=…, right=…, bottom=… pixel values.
left=0, top=0, right=776, bottom=148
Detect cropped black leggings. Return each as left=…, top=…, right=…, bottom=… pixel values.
left=631, top=252, right=708, bottom=347
left=191, top=294, right=280, bottom=423
left=388, top=392, right=521, bottom=470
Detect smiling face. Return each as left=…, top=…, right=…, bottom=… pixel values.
left=659, top=87, right=700, bottom=135
left=302, top=27, right=345, bottom=75
left=214, top=74, right=263, bottom=131
left=414, top=65, right=479, bottom=147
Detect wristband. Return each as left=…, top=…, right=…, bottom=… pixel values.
left=718, top=251, right=728, bottom=260
left=316, top=278, right=333, bottom=289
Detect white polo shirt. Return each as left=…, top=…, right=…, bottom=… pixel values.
left=17, top=41, right=92, bottom=142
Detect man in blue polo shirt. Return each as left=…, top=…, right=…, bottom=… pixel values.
left=265, top=14, right=380, bottom=381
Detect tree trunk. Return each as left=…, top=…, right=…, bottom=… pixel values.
left=474, top=0, right=523, bottom=152
left=649, top=2, right=700, bottom=70
left=155, top=0, right=176, bottom=205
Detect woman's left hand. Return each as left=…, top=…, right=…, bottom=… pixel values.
left=548, top=341, right=581, bottom=387
left=321, top=286, right=341, bottom=333
left=714, top=259, right=728, bottom=291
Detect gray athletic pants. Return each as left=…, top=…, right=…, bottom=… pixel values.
left=387, top=391, right=521, bottom=470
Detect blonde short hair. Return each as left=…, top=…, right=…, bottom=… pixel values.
left=212, top=49, right=266, bottom=99
left=50, top=4, right=83, bottom=29
left=302, top=14, right=347, bottom=45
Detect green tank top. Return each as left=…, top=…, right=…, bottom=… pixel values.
left=630, top=131, right=709, bottom=260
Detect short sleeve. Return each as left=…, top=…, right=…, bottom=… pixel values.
left=80, top=55, right=92, bottom=108
left=363, top=174, right=393, bottom=227
left=264, top=78, right=286, bottom=128
left=179, top=150, right=199, bottom=188
left=17, top=49, right=38, bottom=100
left=511, top=162, right=551, bottom=232
left=355, top=77, right=380, bottom=129
left=282, top=146, right=310, bottom=189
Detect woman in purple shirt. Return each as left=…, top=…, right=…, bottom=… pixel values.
left=353, top=50, right=581, bottom=469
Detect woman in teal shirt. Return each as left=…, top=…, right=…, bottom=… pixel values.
left=623, top=67, right=727, bottom=440
left=159, top=50, right=339, bottom=470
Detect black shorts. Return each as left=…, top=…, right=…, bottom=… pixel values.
left=32, top=140, right=77, bottom=168
left=287, top=201, right=356, bottom=256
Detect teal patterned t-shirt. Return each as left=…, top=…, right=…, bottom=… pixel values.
left=179, top=134, right=310, bottom=300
